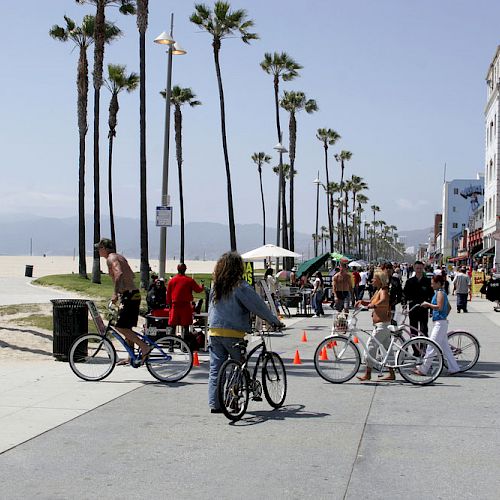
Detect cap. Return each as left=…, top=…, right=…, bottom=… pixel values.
left=291, top=267, right=297, bottom=271
left=94, top=238, right=115, bottom=251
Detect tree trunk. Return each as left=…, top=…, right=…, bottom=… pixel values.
left=258, top=166, right=266, bottom=245
left=288, top=112, right=296, bottom=258
left=137, top=0, right=150, bottom=288
left=340, top=161, right=346, bottom=254
left=344, top=189, right=349, bottom=254
left=323, top=145, right=333, bottom=253
left=274, top=76, right=282, bottom=256
left=77, top=47, right=88, bottom=278
left=108, top=92, right=118, bottom=248
left=174, top=105, right=185, bottom=263
left=213, top=40, right=237, bottom=251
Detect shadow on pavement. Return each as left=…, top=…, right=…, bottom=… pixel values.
left=0, top=325, right=53, bottom=341
left=0, top=340, right=52, bottom=357
left=231, top=403, right=330, bottom=426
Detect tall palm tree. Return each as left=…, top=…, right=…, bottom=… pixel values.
left=161, top=86, right=201, bottom=263
left=370, top=204, right=380, bottom=261
left=280, top=91, right=317, bottom=258
left=320, top=225, right=328, bottom=254
left=50, top=15, right=94, bottom=279
left=104, top=64, right=139, bottom=248
left=251, top=152, right=272, bottom=246
left=349, top=175, right=368, bottom=254
left=334, top=150, right=352, bottom=254
left=76, top=0, right=134, bottom=283
left=316, top=128, right=341, bottom=252
left=356, top=193, right=369, bottom=256
left=343, top=178, right=355, bottom=253
left=261, top=52, right=302, bottom=252
left=326, top=182, right=341, bottom=248
left=191, top=2, right=258, bottom=251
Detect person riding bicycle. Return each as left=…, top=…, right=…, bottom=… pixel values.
left=208, top=252, right=284, bottom=414
left=96, top=238, right=151, bottom=366
left=355, top=270, right=396, bottom=382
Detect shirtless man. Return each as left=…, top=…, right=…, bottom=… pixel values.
left=332, top=263, right=353, bottom=312
left=96, top=238, right=151, bottom=364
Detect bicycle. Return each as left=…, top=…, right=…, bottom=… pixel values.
left=68, top=301, right=193, bottom=383
left=398, top=304, right=480, bottom=372
left=314, top=308, right=444, bottom=385
left=216, top=329, right=287, bottom=422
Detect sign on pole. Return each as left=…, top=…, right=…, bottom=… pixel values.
left=156, top=206, right=173, bottom=227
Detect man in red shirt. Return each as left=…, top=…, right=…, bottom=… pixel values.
left=166, top=263, right=204, bottom=342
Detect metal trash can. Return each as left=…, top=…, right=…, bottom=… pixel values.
left=25, top=265, right=33, bottom=277
left=51, top=299, right=89, bottom=361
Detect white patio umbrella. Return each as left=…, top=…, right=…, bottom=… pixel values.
left=348, top=260, right=365, bottom=268
left=241, top=244, right=301, bottom=261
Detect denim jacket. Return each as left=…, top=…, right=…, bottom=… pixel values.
left=208, top=280, right=280, bottom=332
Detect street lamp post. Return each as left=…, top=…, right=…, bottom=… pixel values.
left=155, top=14, right=186, bottom=278
left=313, top=173, right=321, bottom=257
left=273, top=139, right=287, bottom=269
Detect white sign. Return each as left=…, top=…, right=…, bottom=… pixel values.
left=156, top=206, right=173, bottom=227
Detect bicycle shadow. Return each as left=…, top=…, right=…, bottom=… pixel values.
left=230, top=403, right=329, bottom=426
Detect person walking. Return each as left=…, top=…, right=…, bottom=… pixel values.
left=166, top=263, right=205, bottom=348
left=381, top=262, right=403, bottom=324
left=453, top=267, right=471, bottom=313
left=351, top=267, right=361, bottom=306
left=403, top=260, right=433, bottom=336
left=355, top=271, right=396, bottom=381
left=96, top=238, right=151, bottom=365
left=208, top=252, right=283, bottom=414
left=358, top=268, right=369, bottom=300
left=312, top=271, right=325, bottom=317
left=332, top=263, right=353, bottom=312
left=414, top=274, right=460, bottom=376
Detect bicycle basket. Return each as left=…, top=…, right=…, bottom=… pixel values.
left=333, top=311, right=349, bottom=333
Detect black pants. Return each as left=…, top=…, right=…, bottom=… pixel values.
left=409, top=307, right=429, bottom=336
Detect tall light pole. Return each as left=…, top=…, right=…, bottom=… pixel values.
left=313, top=173, right=321, bottom=257
left=155, top=14, right=186, bottom=278
left=273, top=140, right=287, bottom=269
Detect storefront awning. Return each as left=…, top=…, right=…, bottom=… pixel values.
left=473, top=246, right=495, bottom=259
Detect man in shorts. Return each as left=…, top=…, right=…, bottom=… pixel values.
left=332, top=263, right=353, bottom=312
left=96, top=238, right=151, bottom=364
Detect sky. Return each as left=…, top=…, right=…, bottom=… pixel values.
left=1, top=0, right=499, bottom=241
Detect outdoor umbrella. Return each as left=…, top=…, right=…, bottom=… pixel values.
left=330, top=252, right=348, bottom=262
left=241, top=244, right=301, bottom=261
left=348, top=260, right=364, bottom=268
left=276, top=270, right=292, bottom=279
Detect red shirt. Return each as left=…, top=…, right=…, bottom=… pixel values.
left=353, top=271, right=361, bottom=285
left=166, top=274, right=204, bottom=326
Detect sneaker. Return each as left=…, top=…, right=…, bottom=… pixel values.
left=312, top=314, right=319, bottom=318
left=210, top=408, right=223, bottom=414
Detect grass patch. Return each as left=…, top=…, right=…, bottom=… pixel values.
left=0, top=304, right=42, bottom=316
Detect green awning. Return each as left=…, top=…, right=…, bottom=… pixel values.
left=473, top=246, right=495, bottom=259
left=330, top=252, right=348, bottom=261
left=296, top=253, right=330, bottom=279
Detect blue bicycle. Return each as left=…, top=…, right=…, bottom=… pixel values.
left=68, top=301, right=193, bottom=383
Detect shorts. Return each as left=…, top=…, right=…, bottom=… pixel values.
left=116, top=290, right=141, bottom=328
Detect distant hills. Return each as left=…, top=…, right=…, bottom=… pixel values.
left=0, top=213, right=431, bottom=259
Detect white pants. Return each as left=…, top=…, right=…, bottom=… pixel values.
left=366, top=322, right=391, bottom=368
left=421, top=319, right=460, bottom=374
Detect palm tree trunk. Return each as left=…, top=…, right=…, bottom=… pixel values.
left=174, top=105, right=185, bottom=263
left=108, top=132, right=116, bottom=247
left=344, top=190, right=349, bottom=253
left=340, top=161, right=346, bottom=254
left=77, top=47, right=88, bottom=278
left=323, top=145, right=333, bottom=253
left=213, top=40, right=237, bottom=251
left=139, top=26, right=150, bottom=287
left=273, top=76, right=283, bottom=258
left=288, top=112, right=296, bottom=256
left=258, top=166, right=266, bottom=246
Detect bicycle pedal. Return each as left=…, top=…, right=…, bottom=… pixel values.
left=252, top=396, right=262, bottom=402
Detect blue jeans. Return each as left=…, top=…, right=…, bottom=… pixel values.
left=208, top=335, right=244, bottom=409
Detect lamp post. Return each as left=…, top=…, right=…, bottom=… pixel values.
left=313, top=173, right=321, bottom=257
left=273, top=139, right=287, bottom=269
left=155, top=14, right=186, bottom=278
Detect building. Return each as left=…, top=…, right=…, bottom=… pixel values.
left=484, top=47, right=500, bottom=270
left=440, top=176, right=484, bottom=261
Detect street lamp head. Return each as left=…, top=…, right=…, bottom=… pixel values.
left=313, top=177, right=321, bottom=185
left=154, top=32, right=175, bottom=45
left=172, top=42, right=187, bottom=55
left=273, top=142, right=288, bottom=153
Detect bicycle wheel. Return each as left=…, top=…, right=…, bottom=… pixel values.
left=217, top=359, right=249, bottom=422
left=262, top=352, right=287, bottom=408
left=314, top=336, right=361, bottom=383
left=69, top=334, right=116, bottom=381
left=397, top=337, right=443, bottom=385
left=146, top=336, right=193, bottom=383
left=447, top=331, right=480, bottom=372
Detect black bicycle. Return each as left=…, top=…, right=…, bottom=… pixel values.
left=216, top=331, right=287, bottom=422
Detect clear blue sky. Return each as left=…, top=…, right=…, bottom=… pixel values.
left=1, top=0, right=498, bottom=239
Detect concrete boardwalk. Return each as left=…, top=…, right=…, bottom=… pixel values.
left=1, top=297, right=499, bottom=499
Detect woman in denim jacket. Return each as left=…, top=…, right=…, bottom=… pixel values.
left=208, top=252, right=283, bottom=413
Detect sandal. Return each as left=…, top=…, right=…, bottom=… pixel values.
left=116, top=358, right=130, bottom=366
left=140, top=346, right=153, bottom=365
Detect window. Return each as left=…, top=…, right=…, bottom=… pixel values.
left=453, top=188, right=459, bottom=195
left=452, top=223, right=458, bottom=228
left=452, top=206, right=456, bottom=212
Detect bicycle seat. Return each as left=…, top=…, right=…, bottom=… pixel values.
left=233, top=340, right=248, bottom=349
left=388, top=324, right=405, bottom=334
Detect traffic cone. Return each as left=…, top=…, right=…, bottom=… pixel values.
left=293, top=349, right=302, bottom=365
left=353, top=336, right=359, bottom=344
left=320, top=346, right=329, bottom=361
left=301, top=331, right=308, bottom=343
left=193, top=351, right=200, bottom=367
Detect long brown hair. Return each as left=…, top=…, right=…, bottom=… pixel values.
left=212, top=252, right=244, bottom=302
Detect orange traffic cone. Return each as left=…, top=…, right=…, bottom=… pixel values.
left=193, top=351, right=200, bottom=367
left=353, top=336, right=359, bottom=344
left=293, top=349, right=302, bottom=365
left=327, top=340, right=337, bottom=349
left=320, top=346, right=329, bottom=361
left=301, top=331, right=308, bottom=343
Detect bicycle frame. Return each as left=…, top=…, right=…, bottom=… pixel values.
left=240, top=333, right=271, bottom=381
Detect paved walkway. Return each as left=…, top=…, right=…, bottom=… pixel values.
left=0, top=296, right=499, bottom=499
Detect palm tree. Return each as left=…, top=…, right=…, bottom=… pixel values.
left=261, top=52, right=302, bottom=252
left=316, top=128, right=341, bottom=252
left=320, top=225, right=328, bottom=254
left=191, top=2, right=258, bottom=251
left=76, top=0, right=134, bottom=283
left=50, top=15, right=94, bottom=279
left=251, top=152, right=272, bottom=246
left=326, top=182, right=341, bottom=248
left=356, top=193, right=369, bottom=256
left=370, top=204, right=380, bottom=261
left=280, top=91, right=318, bottom=258
left=334, top=150, right=353, bottom=254
left=161, top=86, right=202, bottom=263
left=349, top=175, right=368, bottom=254
left=104, top=64, right=139, bottom=248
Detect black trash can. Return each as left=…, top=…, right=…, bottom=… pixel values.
left=51, top=299, right=89, bottom=361
left=25, top=265, right=33, bottom=277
